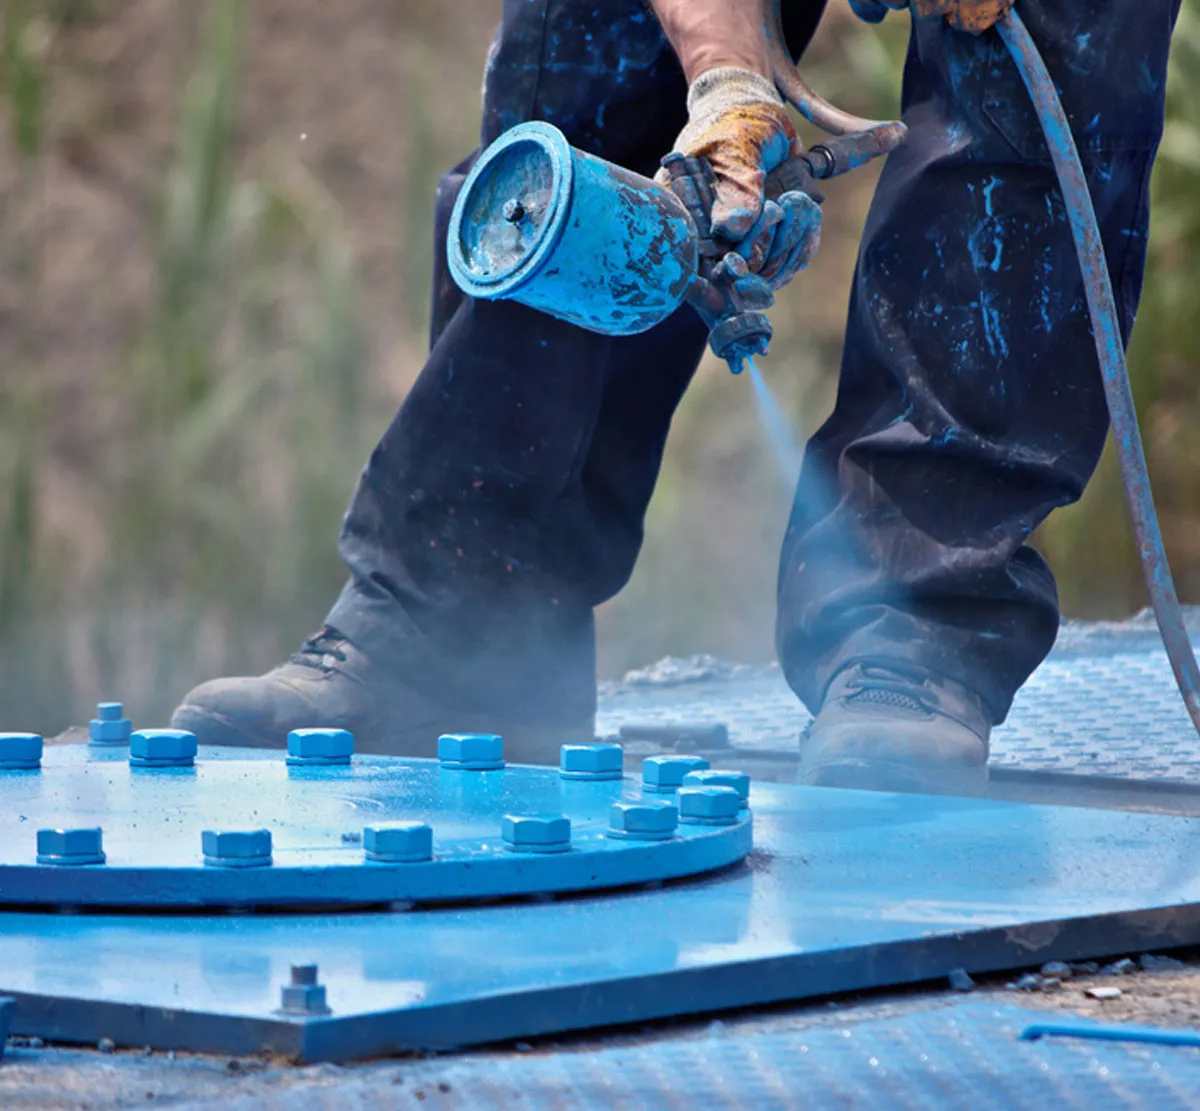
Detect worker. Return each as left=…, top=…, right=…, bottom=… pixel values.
left=172, top=0, right=1180, bottom=794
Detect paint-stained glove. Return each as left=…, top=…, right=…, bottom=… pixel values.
left=849, top=0, right=1013, bottom=33
left=657, top=67, right=822, bottom=291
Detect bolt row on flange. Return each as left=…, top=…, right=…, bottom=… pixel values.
left=32, top=785, right=745, bottom=867
left=2, top=708, right=749, bottom=788
left=6, top=707, right=751, bottom=867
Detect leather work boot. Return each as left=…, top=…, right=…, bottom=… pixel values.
left=799, top=661, right=991, bottom=796
left=170, top=627, right=595, bottom=765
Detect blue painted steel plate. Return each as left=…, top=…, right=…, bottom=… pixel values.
left=0, top=995, right=12, bottom=1057
left=3, top=783, right=1200, bottom=1061
left=0, top=745, right=751, bottom=907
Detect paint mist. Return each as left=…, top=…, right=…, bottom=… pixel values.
left=745, top=358, right=803, bottom=486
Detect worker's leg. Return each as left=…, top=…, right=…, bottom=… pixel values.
left=778, top=0, right=1179, bottom=786
left=173, top=2, right=713, bottom=758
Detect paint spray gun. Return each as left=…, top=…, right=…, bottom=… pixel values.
left=447, top=3, right=906, bottom=374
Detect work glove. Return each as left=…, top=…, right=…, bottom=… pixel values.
left=848, top=0, right=1013, bottom=33
left=657, top=67, right=822, bottom=292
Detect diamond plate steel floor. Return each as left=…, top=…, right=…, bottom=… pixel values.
left=151, top=1001, right=1200, bottom=1111
left=597, top=612, right=1200, bottom=785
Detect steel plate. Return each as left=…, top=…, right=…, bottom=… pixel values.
left=4, top=782, right=1200, bottom=1060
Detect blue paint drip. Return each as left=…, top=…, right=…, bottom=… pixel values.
left=747, top=358, right=803, bottom=484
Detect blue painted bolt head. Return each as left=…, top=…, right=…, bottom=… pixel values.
left=0, top=733, right=43, bottom=770
left=37, top=827, right=106, bottom=866
left=642, top=755, right=710, bottom=792
left=560, top=742, right=623, bottom=780
left=607, top=800, right=678, bottom=841
left=287, top=728, right=355, bottom=766
left=681, top=768, right=751, bottom=802
left=438, top=733, right=505, bottom=770
left=501, top=815, right=571, bottom=854
left=363, top=822, right=434, bottom=863
left=89, top=702, right=132, bottom=745
left=677, top=785, right=742, bottom=826
left=130, top=729, right=197, bottom=767
left=202, top=829, right=273, bottom=868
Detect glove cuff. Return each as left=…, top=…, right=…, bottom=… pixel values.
left=686, top=67, right=783, bottom=121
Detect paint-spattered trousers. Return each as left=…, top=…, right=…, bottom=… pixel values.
left=327, top=0, right=1178, bottom=729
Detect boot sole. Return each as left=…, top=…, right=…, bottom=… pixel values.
left=801, top=757, right=989, bottom=798
left=171, top=703, right=594, bottom=768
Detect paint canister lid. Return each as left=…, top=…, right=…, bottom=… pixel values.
left=447, top=121, right=575, bottom=299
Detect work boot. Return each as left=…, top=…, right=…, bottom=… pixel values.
left=799, top=660, right=991, bottom=796
left=170, top=626, right=595, bottom=764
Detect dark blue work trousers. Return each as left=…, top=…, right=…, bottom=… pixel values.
left=327, top=0, right=1179, bottom=729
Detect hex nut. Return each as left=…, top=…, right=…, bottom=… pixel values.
left=559, top=742, right=624, bottom=780
left=37, top=827, right=106, bottom=866
left=677, top=785, right=741, bottom=826
left=280, top=983, right=329, bottom=1015
left=201, top=829, right=273, bottom=868
left=438, top=733, right=505, bottom=770
left=286, top=728, right=355, bottom=766
left=0, top=733, right=43, bottom=770
left=363, top=822, right=434, bottom=863
left=607, top=800, right=678, bottom=842
left=501, top=815, right=571, bottom=853
left=642, top=755, right=710, bottom=793
left=130, top=729, right=197, bottom=768
left=89, top=703, right=132, bottom=746
left=279, top=966, right=329, bottom=1015
left=681, top=768, right=750, bottom=802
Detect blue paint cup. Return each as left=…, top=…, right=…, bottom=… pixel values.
left=447, top=121, right=698, bottom=336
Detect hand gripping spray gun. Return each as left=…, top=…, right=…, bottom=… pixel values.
left=446, top=5, right=906, bottom=375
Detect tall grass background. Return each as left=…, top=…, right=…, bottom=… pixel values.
left=0, top=0, right=1197, bottom=733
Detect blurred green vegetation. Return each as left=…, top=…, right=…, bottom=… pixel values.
left=0, top=0, right=1197, bottom=732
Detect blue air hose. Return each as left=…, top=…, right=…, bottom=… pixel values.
left=995, top=9, right=1200, bottom=736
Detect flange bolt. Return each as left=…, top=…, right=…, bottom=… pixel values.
left=363, top=822, right=434, bottom=864
left=677, top=785, right=742, bottom=827
left=607, top=800, right=678, bottom=842
left=201, top=829, right=273, bottom=869
left=278, top=964, right=330, bottom=1016
left=89, top=702, right=132, bottom=746
left=681, top=768, right=750, bottom=802
left=438, top=733, right=505, bottom=771
left=642, top=755, right=709, bottom=794
left=0, top=733, right=43, bottom=771
left=130, top=729, right=197, bottom=768
left=559, top=742, right=624, bottom=781
left=37, top=827, right=106, bottom=866
left=287, top=728, right=354, bottom=767
left=501, top=815, right=571, bottom=854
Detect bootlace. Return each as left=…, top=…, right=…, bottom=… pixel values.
left=291, top=626, right=349, bottom=670
left=843, top=662, right=940, bottom=714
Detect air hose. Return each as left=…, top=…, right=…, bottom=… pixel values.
left=995, top=9, right=1200, bottom=736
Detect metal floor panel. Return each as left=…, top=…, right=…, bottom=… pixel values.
left=161, top=1002, right=1200, bottom=1111
left=598, top=618, right=1200, bottom=785
left=5, top=782, right=1200, bottom=1061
